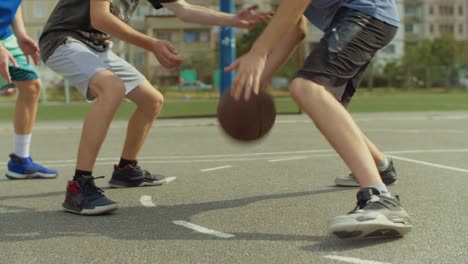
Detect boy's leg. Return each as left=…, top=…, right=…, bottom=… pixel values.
left=108, top=80, right=175, bottom=188
left=121, top=80, right=163, bottom=160
left=291, top=8, right=410, bottom=238
left=335, top=132, right=397, bottom=187
left=290, top=78, right=382, bottom=187
left=76, top=70, right=126, bottom=171
left=2, top=34, right=58, bottom=179
left=44, top=38, right=121, bottom=215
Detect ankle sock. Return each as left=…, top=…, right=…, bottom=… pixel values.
left=13, top=133, right=31, bottom=158
left=367, top=182, right=391, bottom=197
left=377, top=156, right=390, bottom=171
left=118, top=158, right=137, bottom=168
left=74, top=169, right=92, bottom=180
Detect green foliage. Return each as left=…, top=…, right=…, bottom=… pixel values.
left=368, top=36, right=468, bottom=89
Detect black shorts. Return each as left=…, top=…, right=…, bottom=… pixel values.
left=296, top=7, right=397, bottom=107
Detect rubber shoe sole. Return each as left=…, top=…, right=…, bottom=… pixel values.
left=328, top=213, right=412, bottom=239
left=108, top=176, right=176, bottom=188
left=6, top=170, right=58, bottom=179
left=63, top=202, right=118, bottom=216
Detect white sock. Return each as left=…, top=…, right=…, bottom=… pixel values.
left=13, top=133, right=31, bottom=158
left=377, top=156, right=390, bottom=171
left=368, top=183, right=391, bottom=197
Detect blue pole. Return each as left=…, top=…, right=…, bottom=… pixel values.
left=219, top=0, right=236, bottom=95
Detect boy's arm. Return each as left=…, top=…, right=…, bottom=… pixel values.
left=11, top=6, right=41, bottom=65
left=90, top=0, right=181, bottom=68
left=162, top=1, right=273, bottom=28
left=226, top=0, right=310, bottom=101
left=259, top=16, right=307, bottom=88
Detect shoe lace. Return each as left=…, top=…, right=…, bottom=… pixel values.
left=82, top=176, right=105, bottom=200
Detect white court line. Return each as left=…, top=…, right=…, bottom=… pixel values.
left=324, top=255, right=392, bottom=264
left=364, top=128, right=464, bottom=134
left=172, top=220, right=235, bottom=238
left=200, top=165, right=232, bottom=172
left=269, top=156, right=307, bottom=162
left=4, top=232, right=41, bottom=237
left=391, top=155, right=468, bottom=174
left=2, top=148, right=468, bottom=168
left=139, top=195, right=156, bottom=207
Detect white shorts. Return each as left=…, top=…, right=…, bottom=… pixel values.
left=45, top=37, right=146, bottom=101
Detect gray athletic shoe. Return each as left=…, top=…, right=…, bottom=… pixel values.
left=335, top=159, right=397, bottom=187
left=327, top=188, right=412, bottom=239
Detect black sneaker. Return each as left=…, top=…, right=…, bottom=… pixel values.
left=108, top=164, right=176, bottom=188
left=335, top=159, right=397, bottom=187
left=327, top=188, right=412, bottom=239
left=63, top=175, right=118, bottom=215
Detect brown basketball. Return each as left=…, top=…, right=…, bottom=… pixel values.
left=217, top=91, right=276, bottom=142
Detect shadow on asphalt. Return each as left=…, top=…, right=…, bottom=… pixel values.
left=0, top=188, right=350, bottom=247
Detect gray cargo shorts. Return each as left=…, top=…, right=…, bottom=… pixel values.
left=45, top=37, right=146, bottom=101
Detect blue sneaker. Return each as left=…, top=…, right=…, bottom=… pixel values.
left=6, top=153, right=59, bottom=179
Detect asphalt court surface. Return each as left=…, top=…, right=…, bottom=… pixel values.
left=1, top=111, right=468, bottom=264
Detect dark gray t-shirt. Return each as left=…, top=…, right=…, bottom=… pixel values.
left=39, top=0, right=177, bottom=62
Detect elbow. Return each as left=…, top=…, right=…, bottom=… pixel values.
left=90, top=14, right=107, bottom=32
left=296, top=16, right=307, bottom=42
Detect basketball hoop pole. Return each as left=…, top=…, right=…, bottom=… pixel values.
left=219, top=0, right=236, bottom=95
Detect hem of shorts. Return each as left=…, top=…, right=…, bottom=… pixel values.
left=295, top=71, right=332, bottom=89
left=124, top=76, right=147, bottom=96
left=84, top=66, right=112, bottom=102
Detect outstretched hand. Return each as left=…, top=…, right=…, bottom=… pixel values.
left=151, top=40, right=182, bottom=69
left=224, top=51, right=267, bottom=101
left=17, top=35, right=41, bottom=65
left=0, top=45, right=18, bottom=84
left=233, top=4, right=274, bottom=29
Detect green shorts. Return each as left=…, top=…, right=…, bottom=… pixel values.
left=0, top=35, right=39, bottom=90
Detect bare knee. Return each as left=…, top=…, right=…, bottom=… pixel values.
left=142, top=89, right=164, bottom=117
left=289, top=78, right=328, bottom=104
left=89, top=71, right=126, bottom=106
left=16, top=79, right=41, bottom=99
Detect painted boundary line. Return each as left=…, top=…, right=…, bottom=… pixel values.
left=200, top=165, right=232, bottom=172
left=3, top=149, right=468, bottom=169
left=268, top=156, right=307, bottom=162
left=324, top=255, right=392, bottom=264
left=172, top=220, right=235, bottom=238
left=139, top=195, right=156, bottom=207
left=390, top=155, right=468, bottom=174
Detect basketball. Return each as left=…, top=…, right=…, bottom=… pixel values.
left=217, top=90, right=276, bottom=142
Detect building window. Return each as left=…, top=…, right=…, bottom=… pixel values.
left=199, top=31, right=210, bottom=42
left=155, top=30, right=174, bottom=41
left=429, top=5, right=434, bottom=15
left=184, top=31, right=198, bottom=43
left=459, top=24, right=463, bottom=34
left=430, top=24, right=434, bottom=34
left=405, top=24, right=414, bottom=33
left=459, top=6, right=464, bottom=16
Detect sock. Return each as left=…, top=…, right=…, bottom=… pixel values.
left=13, top=133, right=32, bottom=158
left=74, top=169, right=92, bottom=180
left=377, top=156, right=390, bottom=171
left=367, top=182, right=391, bottom=197
left=118, top=158, right=137, bottom=168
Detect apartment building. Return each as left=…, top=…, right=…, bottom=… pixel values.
left=405, top=0, right=468, bottom=43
